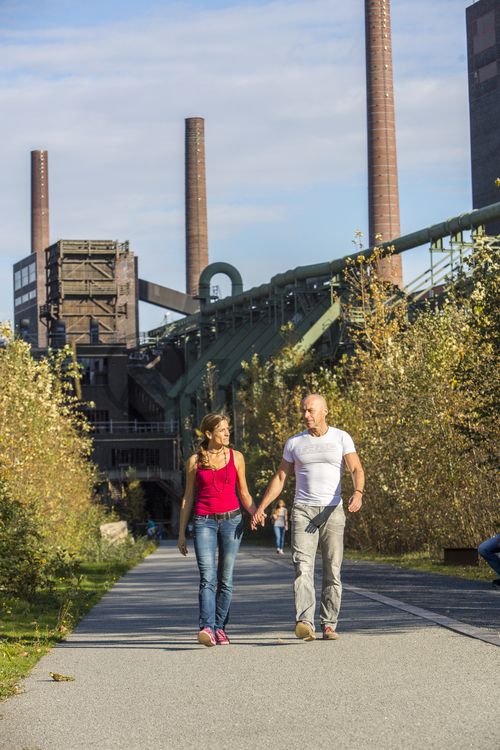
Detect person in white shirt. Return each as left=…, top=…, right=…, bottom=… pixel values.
left=252, top=393, right=364, bottom=640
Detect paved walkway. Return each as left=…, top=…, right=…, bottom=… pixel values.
left=1, top=542, right=498, bottom=750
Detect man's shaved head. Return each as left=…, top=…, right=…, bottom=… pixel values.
left=301, top=393, right=329, bottom=435
left=302, top=393, right=328, bottom=412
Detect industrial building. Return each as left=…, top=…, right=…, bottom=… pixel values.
left=467, top=0, right=500, bottom=233
left=41, top=239, right=138, bottom=348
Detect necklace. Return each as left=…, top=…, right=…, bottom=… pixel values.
left=209, top=446, right=229, bottom=492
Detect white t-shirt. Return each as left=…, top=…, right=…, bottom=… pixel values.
left=283, top=427, right=356, bottom=507
left=273, top=508, right=287, bottom=528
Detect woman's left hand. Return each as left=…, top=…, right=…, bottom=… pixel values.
left=252, top=507, right=267, bottom=528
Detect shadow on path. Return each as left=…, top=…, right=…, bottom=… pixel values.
left=55, top=543, right=467, bottom=653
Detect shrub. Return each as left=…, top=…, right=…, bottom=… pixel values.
left=236, top=237, right=499, bottom=553
left=0, top=327, right=106, bottom=596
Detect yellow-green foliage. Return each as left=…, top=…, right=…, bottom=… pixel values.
left=238, top=327, right=311, bottom=504
left=122, top=468, right=146, bottom=523
left=0, top=327, right=105, bottom=596
left=237, top=237, right=499, bottom=553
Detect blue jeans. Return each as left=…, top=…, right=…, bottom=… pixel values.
left=193, top=513, right=243, bottom=631
left=478, top=534, right=500, bottom=577
left=273, top=525, right=285, bottom=550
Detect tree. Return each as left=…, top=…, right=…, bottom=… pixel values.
left=0, top=325, right=105, bottom=596
left=122, top=469, right=146, bottom=524
left=236, top=237, right=499, bottom=553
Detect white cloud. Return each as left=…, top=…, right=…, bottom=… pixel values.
left=209, top=202, right=287, bottom=237
left=0, top=0, right=474, bottom=327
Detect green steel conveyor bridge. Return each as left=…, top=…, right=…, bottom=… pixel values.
left=142, top=203, right=500, bottom=455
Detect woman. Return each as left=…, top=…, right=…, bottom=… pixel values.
left=272, top=499, right=288, bottom=554
left=177, top=413, right=256, bottom=646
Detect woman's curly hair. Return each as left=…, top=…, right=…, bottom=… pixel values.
left=197, top=413, right=230, bottom=467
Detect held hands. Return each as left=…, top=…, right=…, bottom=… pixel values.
left=251, top=506, right=267, bottom=530
left=177, top=536, right=188, bottom=556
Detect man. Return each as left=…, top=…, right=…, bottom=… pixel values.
left=252, top=394, right=364, bottom=641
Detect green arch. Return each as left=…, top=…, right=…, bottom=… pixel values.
left=198, top=262, right=243, bottom=306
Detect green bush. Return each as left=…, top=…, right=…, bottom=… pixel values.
left=0, top=481, right=82, bottom=599
left=0, top=481, right=43, bottom=599
left=237, top=237, right=499, bottom=553
left=0, top=329, right=112, bottom=597
left=81, top=532, right=153, bottom=564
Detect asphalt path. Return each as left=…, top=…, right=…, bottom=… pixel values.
left=1, top=541, right=498, bottom=750
left=342, top=558, right=500, bottom=631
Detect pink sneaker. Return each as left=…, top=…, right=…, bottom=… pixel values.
left=214, top=628, right=230, bottom=645
left=197, top=627, right=216, bottom=647
left=322, top=625, right=340, bottom=641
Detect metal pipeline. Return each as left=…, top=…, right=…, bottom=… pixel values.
left=202, top=201, right=500, bottom=313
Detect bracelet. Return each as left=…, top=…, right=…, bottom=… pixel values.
left=353, top=489, right=364, bottom=494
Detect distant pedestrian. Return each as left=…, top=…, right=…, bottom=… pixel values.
left=252, top=393, right=364, bottom=641
left=146, top=517, right=157, bottom=540
left=272, top=499, right=288, bottom=554
left=177, top=413, right=257, bottom=646
left=478, top=533, right=500, bottom=589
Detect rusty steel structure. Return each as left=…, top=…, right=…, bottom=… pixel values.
left=41, top=240, right=139, bottom=347
left=365, top=0, right=403, bottom=287
left=185, top=117, right=209, bottom=296
left=147, top=201, right=500, bottom=455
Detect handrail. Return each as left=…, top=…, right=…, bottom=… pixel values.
left=91, top=420, right=179, bottom=434
left=104, top=467, right=181, bottom=481
left=403, top=252, right=453, bottom=290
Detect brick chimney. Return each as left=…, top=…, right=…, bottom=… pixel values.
left=185, top=117, right=209, bottom=296
left=31, top=150, right=49, bottom=256
left=365, top=0, right=403, bottom=287
left=31, top=149, right=49, bottom=346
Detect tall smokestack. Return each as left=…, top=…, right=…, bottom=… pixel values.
left=365, top=0, right=403, bottom=287
left=31, top=149, right=49, bottom=347
left=185, top=117, right=209, bottom=296
left=31, top=150, right=49, bottom=256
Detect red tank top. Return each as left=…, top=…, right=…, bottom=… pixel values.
left=194, top=448, right=240, bottom=515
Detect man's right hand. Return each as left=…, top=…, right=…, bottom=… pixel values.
left=251, top=507, right=267, bottom=530
left=177, top=536, right=188, bottom=555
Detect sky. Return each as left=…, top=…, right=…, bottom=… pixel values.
left=0, top=0, right=474, bottom=332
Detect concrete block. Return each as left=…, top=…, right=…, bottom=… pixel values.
left=100, top=520, right=129, bottom=544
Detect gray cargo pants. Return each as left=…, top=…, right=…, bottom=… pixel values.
left=291, top=502, right=346, bottom=629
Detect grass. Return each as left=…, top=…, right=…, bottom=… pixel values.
left=0, top=538, right=156, bottom=702
left=344, top=548, right=494, bottom=582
